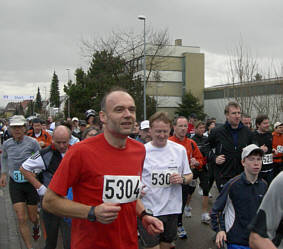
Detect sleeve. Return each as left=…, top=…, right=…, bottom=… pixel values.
left=48, top=146, right=82, bottom=196
left=182, top=147, right=192, bottom=175
left=22, top=151, right=45, bottom=173
left=33, top=139, right=41, bottom=152
left=207, top=130, right=217, bottom=163
left=191, top=140, right=205, bottom=169
left=211, top=181, right=231, bottom=232
left=1, top=144, right=8, bottom=174
left=249, top=173, right=283, bottom=240
left=45, top=133, right=52, bottom=147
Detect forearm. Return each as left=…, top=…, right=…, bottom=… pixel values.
left=19, top=167, right=41, bottom=189
left=1, top=153, right=8, bottom=174
left=249, top=232, right=277, bottom=249
left=42, top=188, right=90, bottom=219
left=183, top=173, right=193, bottom=184
left=136, top=199, right=146, bottom=217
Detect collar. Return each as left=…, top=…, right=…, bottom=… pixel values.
left=241, top=172, right=259, bottom=185
left=225, top=121, right=243, bottom=131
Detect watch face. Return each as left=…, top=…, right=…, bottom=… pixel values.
left=145, top=208, right=153, bottom=215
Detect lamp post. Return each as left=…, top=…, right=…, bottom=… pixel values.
left=66, top=68, right=70, bottom=119
left=138, top=15, right=147, bottom=120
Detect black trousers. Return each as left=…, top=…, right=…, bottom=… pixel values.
left=42, top=209, right=71, bottom=249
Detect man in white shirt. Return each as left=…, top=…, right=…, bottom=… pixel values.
left=139, top=112, right=193, bottom=249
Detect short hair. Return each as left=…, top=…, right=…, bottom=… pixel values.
left=224, top=101, right=241, bottom=115
left=149, top=112, right=172, bottom=128
left=173, top=116, right=188, bottom=126
left=100, top=87, right=129, bottom=112
left=82, top=126, right=100, bottom=140
left=195, top=121, right=205, bottom=129
left=255, top=114, right=269, bottom=128
left=32, top=118, right=41, bottom=124
left=60, top=120, right=73, bottom=130
left=242, top=113, right=251, bottom=119
left=205, top=119, right=216, bottom=131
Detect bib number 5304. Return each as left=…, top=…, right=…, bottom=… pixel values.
left=103, top=175, right=141, bottom=203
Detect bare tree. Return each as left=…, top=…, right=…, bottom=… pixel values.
left=80, top=27, right=171, bottom=81
left=225, top=39, right=283, bottom=124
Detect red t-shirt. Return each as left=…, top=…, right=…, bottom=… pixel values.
left=49, top=134, right=145, bottom=249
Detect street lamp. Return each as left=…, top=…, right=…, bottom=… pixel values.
left=66, top=68, right=70, bottom=119
left=138, top=15, right=147, bottom=120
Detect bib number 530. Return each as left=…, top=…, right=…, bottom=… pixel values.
left=103, top=175, right=141, bottom=203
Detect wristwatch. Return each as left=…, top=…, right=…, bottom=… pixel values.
left=87, top=206, right=96, bottom=222
left=139, top=208, right=153, bottom=220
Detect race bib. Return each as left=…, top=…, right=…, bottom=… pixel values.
left=263, top=154, right=273, bottom=165
left=102, top=175, right=141, bottom=203
left=277, top=145, right=283, bottom=153
left=151, top=169, right=177, bottom=188
left=13, top=170, right=28, bottom=183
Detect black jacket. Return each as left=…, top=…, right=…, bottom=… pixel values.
left=208, top=121, right=254, bottom=179
left=252, top=131, right=273, bottom=171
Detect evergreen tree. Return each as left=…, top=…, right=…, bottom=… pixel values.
left=64, top=51, right=156, bottom=120
left=175, top=92, right=206, bottom=120
left=26, top=101, right=34, bottom=117
left=34, top=87, right=43, bottom=114
left=50, top=72, right=60, bottom=107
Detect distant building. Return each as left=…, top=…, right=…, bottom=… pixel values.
left=204, top=77, right=283, bottom=124
left=127, top=39, right=204, bottom=118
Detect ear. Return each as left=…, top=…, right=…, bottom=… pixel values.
left=99, top=110, right=107, bottom=124
left=241, top=159, right=245, bottom=167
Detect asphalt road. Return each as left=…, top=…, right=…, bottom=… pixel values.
left=0, top=182, right=218, bottom=249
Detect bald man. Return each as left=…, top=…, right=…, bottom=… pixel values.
left=42, top=89, right=163, bottom=249
left=20, top=125, right=72, bottom=249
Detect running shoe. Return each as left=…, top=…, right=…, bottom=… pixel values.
left=177, top=226, right=188, bottom=239
left=32, top=225, right=41, bottom=241
left=201, top=212, right=211, bottom=224
left=184, top=205, right=192, bottom=217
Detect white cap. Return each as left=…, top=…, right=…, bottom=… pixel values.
left=9, top=115, right=26, bottom=126
left=274, top=122, right=283, bottom=129
left=241, top=144, right=264, bottom=160
left=72, top=117, right=79, bottom=122
left=140, top=120, right=150, bottom=130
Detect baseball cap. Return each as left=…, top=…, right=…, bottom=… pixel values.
left=9, top=115, right=26, bottom=126
left=274, top=122, right=283, bottom=129
left=241, top=144, right=264, bottom=160
left=79, top=120, right=87, bottom=126
left=72, top=117, right=79, bottom=122
left=140, top=120, right=150, bottom=130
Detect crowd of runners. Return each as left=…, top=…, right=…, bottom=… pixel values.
left=0, top=88, right=282, bottom=249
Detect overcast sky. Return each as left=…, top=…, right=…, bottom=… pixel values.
left=1, top=0, right=282, bottom=107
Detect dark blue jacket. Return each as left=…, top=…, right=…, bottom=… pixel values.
left=211, top=172, right=267, bottom=246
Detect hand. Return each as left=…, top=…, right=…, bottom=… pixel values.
left=142, top=215, right=164, bottom=235
left=0, top=173, right=7, bottom=187
left=215, top=231, right=227, bottom=248
left=39, top=141, right=45, bottom=148
left=37, top=185, right=47, bottom=196
left=94, top=203, right=121, bottom=224
left=260, top=145, right=268, bottom=153
left=216, top=155, right=226, bottom=165
left=169, top=173, right=183, bottom=184
left=190, top=157, right=200, bottom=167
left=140, top=185, right=148, bottom=198
left=272, top=148, right=278, bottom=155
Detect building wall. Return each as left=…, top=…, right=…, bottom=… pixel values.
left=184, top=53, right=205, bottom=103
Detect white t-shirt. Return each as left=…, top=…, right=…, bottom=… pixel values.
left=141, top=140, right=191, bottom=216
left=22, top=151, right=45, bottom=173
